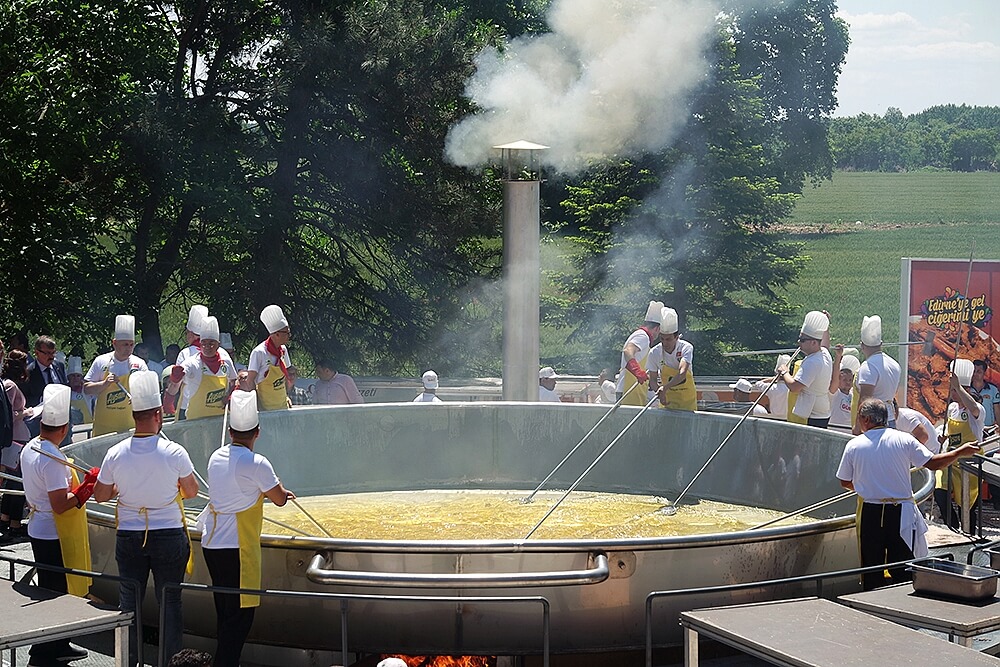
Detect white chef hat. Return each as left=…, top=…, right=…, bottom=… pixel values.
left=41, top=384, right=71, bottom=427
left=67, top=355, right=84, bottom=376
left=421, top=370, right=439, bottom=389
left=861, top=315, right=882, bottom=346
left=229, top=390, right=259, bottom=431
left=200, top=316, right=220, bottom=342
left=729, top=378, right=753, bottom=394
left=660, top=307, right=679, bottom=334
left=219, top=332, right=234, bottom=349
left=840, top=354, right=861, bottom=374
left=114, top=315, right=135, bottom=341
left=377, top=660, right=408, bottom=667
left=539, top=366, right=558, bottom=380
left=799, top=311, right=829, bottom=340
left=187, top=305, right=209, bottom=335
left=952, top=359, right=975, bottom=387
left=644, top=301, right=665, bottom=325
left=774, top=354, right=791, bottom=373
left=260, top=305, right=288, bottom=334
left=130, top=370, right=162, bottom=411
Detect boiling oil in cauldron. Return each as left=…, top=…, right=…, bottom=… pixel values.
left=264, top=490, right=808, bottom=540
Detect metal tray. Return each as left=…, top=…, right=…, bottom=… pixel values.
left=984, top=547, right=1000, bottom=572
left=909, top=558, right=999, bottom=601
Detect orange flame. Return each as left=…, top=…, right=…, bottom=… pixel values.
left=381, top=655, right=493, bottom=667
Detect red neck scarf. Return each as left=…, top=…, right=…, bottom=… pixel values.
left=640, top=325, right=657, bottom=346
left=264, top=337, right=290, bottom=380
left=200, top=352, right=222, bottom=375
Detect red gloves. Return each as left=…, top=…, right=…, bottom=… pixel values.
left=170, top=365, right=185, bottom=383
left=72, top=467, right=100, bottom=507
left=625, top=358, right=648, bottom=384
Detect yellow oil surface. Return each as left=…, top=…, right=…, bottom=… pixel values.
left=263, top=490, right=809, bottom=540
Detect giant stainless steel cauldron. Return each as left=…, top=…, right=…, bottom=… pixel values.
left=67, top=403, right=932, bottom=654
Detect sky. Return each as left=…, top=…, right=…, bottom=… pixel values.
left=833, top=1, right=1000, bottom=117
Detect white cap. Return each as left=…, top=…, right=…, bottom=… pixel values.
left=774, top=354, right=791, bottom=373
left=130, top=370, right=162, bottom=411
left=952, top=359, right=975, bottom=387
left=799, top=311, right=829, bottom=340
left=219, top=332, right=234, bottom=349
left=660, top=307, right=678, bottom=334
left=114, top=315, right=135, bottom=341
left=840, top=354, right=861, bottom=374
left=861, top=315, right=882, bottom=346
left=260, top=305, right=288, bottom=334
left=421, top=370, right=439, bottom=389
left=729, top=378, right=753, bottom=394
left=67, top=356, right=84, bottom=376
left=187, top=305, right=209, bottom=335
left=539, top=366, right=558, bottom=379
left=377, top=660, right=408, bottom=667
left=41, top=384, right=71, bottom=427
left=644, top=301, right=665, bottom=325
left=229, top=390, right=259, bottom=431
left=200, top=316, right=220, bottom=342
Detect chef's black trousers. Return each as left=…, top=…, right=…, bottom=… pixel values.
left=29, top=537, right=75, bottom=659
left=859, top=502, right=914, bottom=591
left=203, top=547, right=256, bottom=667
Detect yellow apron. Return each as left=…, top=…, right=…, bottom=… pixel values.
left=92, top=370, right=133, bottom=437
left=621, top=337, right=652, bottom=407
left=257, top=358, right=289, bottom=411
left=659, top=364, right=697, bottom=412
left=203, top=495, right=264, bottom=608
left=52, top=463, right=92, bottom=597
left=848, top=386, right=860, bottom=430
left=70, top=394, right=93, bottom=425
left=786, top=360, right=807, bottom=424
left=938, top=410, right=983, bottom=507
left=186, top=365, right=229, bottom=421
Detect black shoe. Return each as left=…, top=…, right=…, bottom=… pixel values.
left=0, top=525, right=27, bottom=544
left=54, top=645, right=89, bottom=662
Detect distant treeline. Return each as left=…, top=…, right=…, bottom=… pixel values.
left=829, top=104, right=1000, bottom=172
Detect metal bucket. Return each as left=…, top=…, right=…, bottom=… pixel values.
left=68, top=403, right=932, bottom=654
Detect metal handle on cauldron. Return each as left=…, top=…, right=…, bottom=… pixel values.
left=305, top=552, right=609, bottom=589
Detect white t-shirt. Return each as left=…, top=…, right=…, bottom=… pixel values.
left=837, top=428, right=933, bottom=501
left=753, top=380, right=789, bottom=419
left=178, top=350, right=237, bottom=405
left=247, top=341, right=291, bottom=385
left=413, top=392, right=443, bottom=403
left=829, top=390, right=853, bottom=427
left=538, top=386, right=560, bottom=402
left=948, top=399, right=985, bottom=443
left=176, top=344, right=200, bottom=365
left=596, top=380, right=617, bottom=404
left=201, top=444, right=280, bottom=549
left=20, top=437, right=72, bottom=540
left=857, top=352, right=901, bottom=421
left=792, top=348, right=833, bottom=419
left=84, top=353, right=148, bottom=383
left=97, top=434, right=195, bottom=530
left=896, top=407, right=939, bottom=454
left=646, top=338, right=694, bottom=372
left=616, top=329, right=653, bottom=392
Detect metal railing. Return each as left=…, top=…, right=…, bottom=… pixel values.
left=160, top=580, right=551, bottom=667
left=0, top=553, right=144, bottom=666
left=643, top=557, right=941, bottom=667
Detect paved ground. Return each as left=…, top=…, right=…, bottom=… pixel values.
left=3, top=507, right=1000, bottom=667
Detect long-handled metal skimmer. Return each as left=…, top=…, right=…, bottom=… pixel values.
left=290, top=497, right=334, bottom=538
left=524, top=393, right=661, bottom=539
left=521, top=381, right=640, bottom=504
left=658, top=348, right=802, bottom=516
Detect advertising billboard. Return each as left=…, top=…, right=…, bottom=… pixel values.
left=900, top=258, right=1000, bottom=424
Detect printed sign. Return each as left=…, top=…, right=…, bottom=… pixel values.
left=901, top=258, right=1000, bottom=424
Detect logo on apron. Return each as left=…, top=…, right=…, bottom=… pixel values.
left=206, top=388, right=226, bottom=406
left=106, top=389, right=128, bottom=406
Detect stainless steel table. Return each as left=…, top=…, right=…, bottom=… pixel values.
left=0, top=580, right=133, bottom=666
left=840, top=582, right=1000, bottom=648
left=680, top=597, right=1000, bottom=666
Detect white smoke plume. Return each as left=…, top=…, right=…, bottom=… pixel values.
left=445, top=0, right=720, bottom=173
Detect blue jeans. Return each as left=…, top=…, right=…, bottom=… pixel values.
left=116, top=527, right=190, bottom=666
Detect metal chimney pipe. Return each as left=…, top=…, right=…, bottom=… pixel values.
left=494, top=141, right=548, bottom=401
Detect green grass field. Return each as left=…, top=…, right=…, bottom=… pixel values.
left=790, top=171, right=1000, bottom=226
left=782, top=171, right=1000, bottom=347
